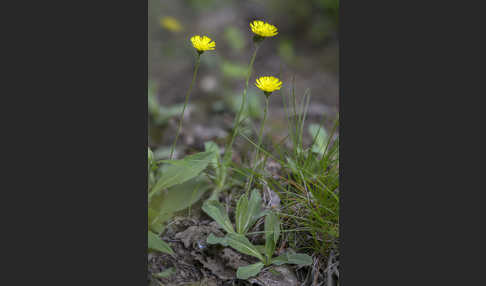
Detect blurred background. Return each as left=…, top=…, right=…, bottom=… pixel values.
left=148, top=0, right=339, bottom=156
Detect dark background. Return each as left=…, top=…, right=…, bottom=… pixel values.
left=149, top=0, right=339, bottom=153
left=149, top=0, right=338, bottom=105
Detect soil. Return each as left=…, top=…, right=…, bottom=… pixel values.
left=147, top=214, right=333, bottom=286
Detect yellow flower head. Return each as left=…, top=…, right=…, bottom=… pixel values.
left=255, top=76, right=282, bottom=94
left=160, top=16, right=182, bottom=32
left=250, top=20, right=278, bottom=37
left=190, top=35, right=216, bottom=52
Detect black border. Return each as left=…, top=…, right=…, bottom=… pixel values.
left=12, top=0, right=150, bottom=284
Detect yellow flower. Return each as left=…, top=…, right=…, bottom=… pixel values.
left=255, top=76, right=282, bottom=94
left=250, top=20, right=278, bottom=37
left=160, top=16, right=182, bottom=32
left=190, top=35, right=216, bottom=52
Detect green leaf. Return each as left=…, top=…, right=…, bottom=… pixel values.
left=236, top=262, right=264, bottom=279
left=204, top=141, right=223, bottom=180
left=154, top=175, right=211, bottom=213
left=254, top=245, right=266, bottom=254
left=234, top=190, right=266, bottom=235
left=153, top=267, right=175, bottom=278
left=247, top=189, right=267, bottom=230
left=264, top=212, right=280, bottom=261
left=202, top=200, right=235, bottom=234
left=225, top=233, right=264, bottom=262
left=235, top=193, right=249, bottom=234
left=148, top=175, right=210, bottom=233
left=207, top=233, right=264, bottom=262
left=149, top=151, right=215, bottom=199
left=309, top=124, right=329, bottom=154
left=271, top=253, right=313, bottom=266
left=206, top=233, right=228, bottom=246
left=148, top=231, right=174, bottom=255
left=148, top=207, right=171, bottom=234
left=204, top=141, right=220, bottom=164
left=273, top=215, right=281, bottom=244
left=264, top=237, right=275, bottom=264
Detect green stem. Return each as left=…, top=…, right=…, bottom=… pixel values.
left=169, top=53, right=201, bottom=160
left=209, top=44, right=260, bottom=201
left=246, top=95, right=269, bottom=192
left=222, top=43, right=260, bottom=165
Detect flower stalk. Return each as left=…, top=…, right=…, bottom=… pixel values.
left=222, top=43, right=260, bottom=165
left=209, top=44, right=260, bottom=201
left=209, top=20, right=278, bottom=200
left=169, top=53, right=201, bottom=160
left=246, top=94, right=270, bottom=192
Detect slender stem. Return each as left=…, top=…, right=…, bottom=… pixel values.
left=223, top=43, right=260, bottom=164
left=169, top=53, right=201, bottom=160
left=246, top=95, right=269, bottom=192
left=209, top=44, right=260, bottom=201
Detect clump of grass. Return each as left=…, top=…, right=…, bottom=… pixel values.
left=235, top=83, right=339, bottom=258
left=274, top=131, right=339, bottom=257
left=273, top=88, right=339, bottom=257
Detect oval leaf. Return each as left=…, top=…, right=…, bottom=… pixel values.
left=202, top=200, right=235, bottom=234
left=226, top=233, right=264, bottom=262
left=149, top=151, right=215, bottom=199
left=271, top=253, right=313, bottom=266
left=207, top=233, right=229, bottom=246
left=264, top=212, right=281, bottom=262
left=245, top=189, right=263, bottom=231
left=152, top=174, right=211, bottom=214
left=235, top=193, right=249, bottom=234
left=236, top=262, right=264, bottom=279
